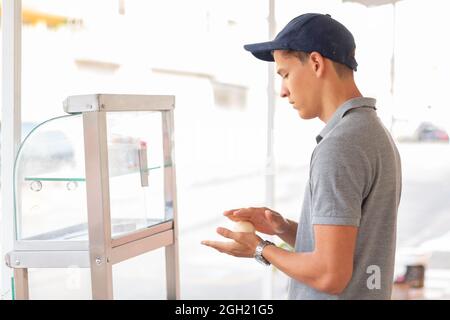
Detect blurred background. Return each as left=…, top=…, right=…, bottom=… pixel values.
left=1, top=0, right=450, bottom=299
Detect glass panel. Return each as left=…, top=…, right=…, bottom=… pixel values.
left=14, top=110, right=170, bottom=242
left=106, top=111, right=168, bottom=238
left=14, top=114, right=88, bottom=241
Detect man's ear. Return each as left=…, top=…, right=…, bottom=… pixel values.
left=309, top=51, right=324, bottom=76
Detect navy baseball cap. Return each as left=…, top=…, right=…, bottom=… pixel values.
left=243, top=13, right=358, bottom=71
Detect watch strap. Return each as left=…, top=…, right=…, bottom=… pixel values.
left=254, top=240, right=275, bottom=266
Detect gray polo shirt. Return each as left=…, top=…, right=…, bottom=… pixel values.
left=287, top=97, right=402, bottom=300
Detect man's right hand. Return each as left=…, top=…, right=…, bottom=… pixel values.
left=223, top=207, right=289, bottom=236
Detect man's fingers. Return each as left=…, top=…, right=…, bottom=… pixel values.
left=201, top=240, right=234, bottom=253
left=233, top=209, right=251, bottom=218
left=224, top=208, right=251, bottom=222
left=223, top=209, right=239, bottom=222
left=223, top=209, right=242, bottom=217
left=216, top=227, right=241, bottom=242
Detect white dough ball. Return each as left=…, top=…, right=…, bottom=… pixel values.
left=233, top=221, right=256, bottom=233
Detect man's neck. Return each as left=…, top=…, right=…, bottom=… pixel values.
left=319, top=82, right=362, bottom=123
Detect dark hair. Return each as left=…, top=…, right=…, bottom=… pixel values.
left=279, top=50, right=353, bottom=79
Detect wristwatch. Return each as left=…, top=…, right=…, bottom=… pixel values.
left=254, top=240, right=275, bottom=266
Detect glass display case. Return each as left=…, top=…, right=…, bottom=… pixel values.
left=5, top=94, right=180, bottom=300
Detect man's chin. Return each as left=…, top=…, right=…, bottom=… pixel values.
left=297, top=110, right=314, bottom=120
left=296, top=109, right=310, bottom=120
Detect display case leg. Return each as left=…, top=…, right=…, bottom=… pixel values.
left=84, top=111, right=114, bottom=300
left=89, top=258, right=113, bottom=300
left=165, top=243, right=180, bottom=299
left=13, top=268, right=29, bottom=300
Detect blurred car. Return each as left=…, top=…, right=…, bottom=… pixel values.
left=0, top=121, right=76, bottom=176
left=108, top=134, right=148, bottom=178
left=1, top=121, right=147, bottom=181
left=414, top=122, right=449, bottom=143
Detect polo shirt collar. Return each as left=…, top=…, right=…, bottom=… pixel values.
left=315, top=97, right=377, bottom=144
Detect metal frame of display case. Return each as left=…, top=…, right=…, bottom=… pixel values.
left=5, top=94, right=180, bottom=300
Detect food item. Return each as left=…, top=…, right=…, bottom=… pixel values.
left=233, top=221, right=256, bottom=233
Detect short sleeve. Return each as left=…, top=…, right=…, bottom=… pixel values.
left=309, top=137, right=371, bottom=227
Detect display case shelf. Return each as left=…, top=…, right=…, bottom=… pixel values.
left=23, top=163, right=172, bottom=182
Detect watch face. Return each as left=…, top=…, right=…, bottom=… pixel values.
left=255, top=254, right=269, bottom=266
left=254, top=240, right=271, bottom=265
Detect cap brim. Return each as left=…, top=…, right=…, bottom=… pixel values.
left=243, top=41, right=287, bottom=62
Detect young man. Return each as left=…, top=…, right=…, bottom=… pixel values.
left=201, top=13, right=402, bottom=299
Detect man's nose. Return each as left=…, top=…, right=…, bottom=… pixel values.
left=280, top=85, right=289, bottom=98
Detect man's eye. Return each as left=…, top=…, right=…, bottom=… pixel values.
left=283, top=74, right=289, bottom=79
